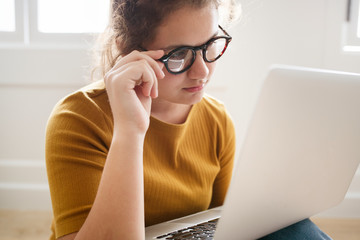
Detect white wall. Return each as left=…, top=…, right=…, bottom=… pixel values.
left=0, top=0, right=359, bottom=217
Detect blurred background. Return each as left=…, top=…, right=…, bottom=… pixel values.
left=0, top=0, right=359, bottom=239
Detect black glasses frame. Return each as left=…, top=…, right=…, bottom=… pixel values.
left=159, top=25, right=232, bottom=74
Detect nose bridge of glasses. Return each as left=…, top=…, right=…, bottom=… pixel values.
left=191, top=48, right=210, bottom=72
left=192, top=44, right=208, bottom=61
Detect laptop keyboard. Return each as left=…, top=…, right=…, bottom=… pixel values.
left=155, top=218, right=219, bottom=240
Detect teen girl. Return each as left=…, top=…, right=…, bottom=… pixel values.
left=46, top=1, right=331, bottom=239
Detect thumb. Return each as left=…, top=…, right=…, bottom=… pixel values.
left=143, top=49, right=164, bottom=60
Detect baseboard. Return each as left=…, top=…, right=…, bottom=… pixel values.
left=0, top=159, right=52, bottom=210
left=1, top=159, right=360, bottom=217
left=0, top=183, right=52, bottom=210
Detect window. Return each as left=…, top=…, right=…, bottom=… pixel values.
left=37, top=0, right=109, bottom=33
left=0, top=0, right=16, bottom=32
left=0, top=0, right=24, bottom=43
left=344, top=0, right=360, bottom=51
left=0, top=0, right=109, bottom=47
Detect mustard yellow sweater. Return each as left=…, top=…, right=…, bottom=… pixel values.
left=46, top=80, right=235, bottom=239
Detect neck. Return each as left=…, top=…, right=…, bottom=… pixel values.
left=151, top=99, right=193, bottom=124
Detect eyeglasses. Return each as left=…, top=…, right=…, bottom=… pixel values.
left=159, top=25, right=232, bottom=74
left=146, top=25, right=232, bottom=75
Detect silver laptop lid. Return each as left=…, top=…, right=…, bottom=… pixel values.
left=215, top=65, right=360, bottom=239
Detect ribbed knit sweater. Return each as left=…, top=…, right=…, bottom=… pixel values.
left=45, top=80, right=236, bottom=239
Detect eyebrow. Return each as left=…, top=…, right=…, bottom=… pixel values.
left=161, top=30, right=219, bottom=52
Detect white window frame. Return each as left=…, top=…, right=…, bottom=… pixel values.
left=28, top=0, right=98, bottom=47
left=0, top=0, right=101, bottom=48
left=0, top=0, right=25, bottom=44
left=344, top=0, right=360, bottom=48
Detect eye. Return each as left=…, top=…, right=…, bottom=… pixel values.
left=169, top=48, right=189, bottom=60
left=206, top=37, right=228, bottom=61
left=166, top=48, right=194, bottom=73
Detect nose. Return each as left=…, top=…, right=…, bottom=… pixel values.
left=187, top=50, right=209, bottom=80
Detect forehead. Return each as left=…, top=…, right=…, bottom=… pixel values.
left=147, top=5, right=219, bottom=50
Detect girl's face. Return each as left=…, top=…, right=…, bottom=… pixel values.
left=146, top=4, right=219, bottom=107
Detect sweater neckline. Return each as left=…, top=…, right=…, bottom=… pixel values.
left=149, top=99, right=201, bottom=132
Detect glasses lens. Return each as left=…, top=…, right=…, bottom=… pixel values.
left=167, top=48, right=194, bottom=73
left=205, top=38, right=227, bottom=62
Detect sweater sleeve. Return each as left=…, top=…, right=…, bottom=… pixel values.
left=209, top=108, right=236, bottom=208
left=45, top=91, right=112, bottom=239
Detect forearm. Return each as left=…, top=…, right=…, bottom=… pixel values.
left=65, top=50, right=164, bottom=240
left=75, top=130, right=146, bottom=240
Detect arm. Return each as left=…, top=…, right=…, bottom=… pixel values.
left=209, top=110, right=236, bottom=208
left=74, top=130, right=146, bottom=240
left=53, top=50, right=164, bottom=240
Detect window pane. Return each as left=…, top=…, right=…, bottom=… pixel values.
left=37, top=0, right=109, bottom=33
left=0, top=0, right=15, bottom=32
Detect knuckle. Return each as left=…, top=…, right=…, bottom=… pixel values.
left=129, top=50, right=140, bottom=57
left=139, top=58, right=148, bottom=65
left=104, top=71, right=113, bottom=83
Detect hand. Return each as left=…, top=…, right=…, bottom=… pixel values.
left=104, top=50, right=165, bottom=135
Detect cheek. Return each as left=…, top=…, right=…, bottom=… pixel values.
left=206, top=62, right=216, bottom=78
left=157, top=74, right=181, bottom=91
left=161, top=70, right=186, bottom=83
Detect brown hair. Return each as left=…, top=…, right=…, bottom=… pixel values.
left=92, top=0, right=241, bottom=79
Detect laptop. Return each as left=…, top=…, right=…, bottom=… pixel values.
left=145, top=65, right=360, bottom=239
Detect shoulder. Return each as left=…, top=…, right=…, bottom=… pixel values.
left=51, top=80, right=110, bottom=116
left=47, top=80, right=113, bottom=134
left=192, top=94, right=235, bottom=138
left=56, top=80, right=109, bottom=112
left=198, top=95, right=236, bottom=159
left=197, top=94, right=231, bottom=123
left=201, top=94, right=226, bottom=111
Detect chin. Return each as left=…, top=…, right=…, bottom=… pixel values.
left=182, top=91, right=205, bottom=105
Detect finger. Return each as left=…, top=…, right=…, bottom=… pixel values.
left=143, top=50, right=165, bottom=80
left=106, top=60, right=152, bottom=92
left=146, top=60, right=159, bottom=98
left=105, top=56, right=159, bottom=100
left=139, top=60, right=158, bottom=97
left=141, top=49, right=164, bottom=60
left=114, top=50, right=165, bottom=79
left=118, top=59, right=157, bottom=97
left=106, top=58, right=149, bottom=85
left=137, top=50, right=165, bottom=80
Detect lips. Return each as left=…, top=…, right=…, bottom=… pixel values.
left=184, top=83, right=205, bottom=92
left=184, top=84, right=205, bottom=92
